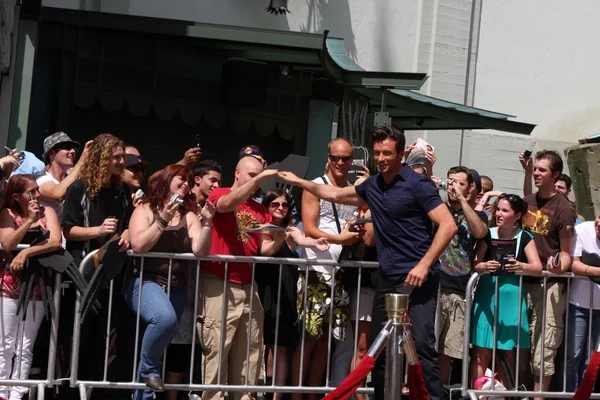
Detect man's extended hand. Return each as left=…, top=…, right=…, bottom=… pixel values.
left=277, top=171, right=302, bottom=186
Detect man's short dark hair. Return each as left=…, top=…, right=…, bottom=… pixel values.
left=193, top=160, right=222, bottom=178
left=481, top=175, right=494, bottom=189
left=535, top=150, right=563, bottom=176
left=447, top=166, right=474, bottom=186
left=557, top=173, right=572, bottom=191
left=371, top=126, right=405, bottom=154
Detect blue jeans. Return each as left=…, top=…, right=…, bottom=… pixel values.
left=555, top=303, right=600, bottom=392
left=123, top=277, right=186, bottom=400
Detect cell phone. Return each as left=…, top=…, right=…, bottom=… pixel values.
left=135, top=189, right=145, bottom=198
left=196, top=134, right=201, bottom=149
left=355, top=218, right=373, bottom=225
left=524, top=149, right=532, bottom=159
left=29, top=192, right=35, bottom=201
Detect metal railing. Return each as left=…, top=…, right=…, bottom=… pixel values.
left=68, top=250, right=381, bottom=399
left=0, top=244, right=63, bottom=400
left=462, top=270, right=600, bottom=399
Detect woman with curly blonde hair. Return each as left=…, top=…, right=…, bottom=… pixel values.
left=60, top=133, right=133, bottom=389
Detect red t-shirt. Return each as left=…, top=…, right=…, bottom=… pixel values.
left=201, top=188, right=271, bottom=284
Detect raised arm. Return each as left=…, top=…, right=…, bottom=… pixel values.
left=406, top=203, right=458, bottom=288
left=278, top=171, right=366, bottom=207
left=189, top=201, right=215, bottom=257
left=520, top=152, right=533, bottom=197
left=129, top=204, right=170, bottom=253
left=215, top=169, right=278, bottom=213
left=0, top=208, right=35, bottom=251
left=450, top=181, right=487, bottom=239
left=39, top=141, right=92, bottom=202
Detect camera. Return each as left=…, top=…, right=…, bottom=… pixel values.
left=523, top=149, right=532, bottom=159
left=135, top=189, right=145, bottom=198
left=170, top=194, right=184, bottom=205
left=437, top=178, right=455, bottom=190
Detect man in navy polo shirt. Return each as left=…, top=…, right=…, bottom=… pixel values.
left=278, top=127, right=457, bottom=400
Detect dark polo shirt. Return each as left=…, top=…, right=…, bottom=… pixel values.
left=355, top=165, right=443, bottom=278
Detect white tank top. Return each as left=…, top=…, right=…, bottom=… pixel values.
left=303, top=175, right=357, bottom=275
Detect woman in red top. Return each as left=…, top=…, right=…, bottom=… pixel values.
left=0, top=174, right=62, bottom=400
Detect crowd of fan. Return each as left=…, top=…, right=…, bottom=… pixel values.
left=0, top=127, right=597, bottom=400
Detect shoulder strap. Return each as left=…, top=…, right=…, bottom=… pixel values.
left=320, top=176, right=342, bottom=234
left=80, top=190, right=91, bottom=256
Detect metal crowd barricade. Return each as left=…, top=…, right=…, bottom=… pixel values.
left=0, top=244, right=63, bottom=400
left=69, top=250, right=382, bottom=399
left=461, top=270, right=600, bottom=399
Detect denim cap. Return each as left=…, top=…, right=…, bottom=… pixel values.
left=42, top=132, right=80, bottom=162
left=470, top=168, right=482, bottom=193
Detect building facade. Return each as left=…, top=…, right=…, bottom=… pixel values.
left=1, top=0, right=595, bottom=195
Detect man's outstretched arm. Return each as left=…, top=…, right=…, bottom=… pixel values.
left=277, top=171, right=366, bottom=207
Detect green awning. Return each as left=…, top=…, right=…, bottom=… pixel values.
left=357, top=88, right=536, bottom=134
left=42, top=7, right=535, bottom=134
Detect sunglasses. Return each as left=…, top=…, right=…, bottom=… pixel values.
left=498, top=193, right=520, bottom=202
left=127, top=165, right=147, bottom=175
left=328, top=154, right=352, bottom=163
left=54, top=143, right=76, bottom=152
left=269, top=201, right=289, bottom=209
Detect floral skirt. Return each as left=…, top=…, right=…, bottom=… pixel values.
left=297, top=271, right=349, bottom=341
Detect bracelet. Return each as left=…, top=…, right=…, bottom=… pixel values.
left=202, top=223, right=212, bottom=228
left=155, top=220, right=167, bottom=231
left=477, top=199, right=488, bottom=208
left=585, top=265, right=590, bottom=276
left=156, top=215, right=168, bottom=226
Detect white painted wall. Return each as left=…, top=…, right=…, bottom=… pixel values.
left=42, top=0, right=420, bottom=73
left=474, top=0, right=600, bottom=143
left=41, top=0, right=589, bottom=198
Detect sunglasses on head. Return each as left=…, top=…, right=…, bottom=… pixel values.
left=328, top=154, right=352, bottom=163
left=269, top=201, right=289, bottom=209
left=54, top=143, right=76, bottom=152
left=127, top=165, right=147, bottom=175
left=499, top=193, right=520, bottom=202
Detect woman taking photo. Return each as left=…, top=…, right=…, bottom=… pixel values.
left=470, top=193, right=542, bottom=386
left=126, top=164, right=215, bottom=400
left=0, top=174, right=62, bottom=400
left=256, top=188, right=329, bottom=400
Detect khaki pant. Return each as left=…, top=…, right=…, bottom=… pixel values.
left=197, top=272, right=264, bottom=400
left=437, top=291, right=465, bottom=359
left=526, top=281, right=567, bottom=377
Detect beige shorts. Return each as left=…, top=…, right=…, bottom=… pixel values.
left=526, top=280, right=568, bottom=377
left=438, top=290, right=466, bottom=359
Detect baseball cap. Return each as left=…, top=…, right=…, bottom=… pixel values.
left=239, top=145, right=266, bottom=165
left=125, top=154, right=151, bottom=169
left=42, top=132, right=80, bottom=162
left=470, top=168, right=482, bottom=193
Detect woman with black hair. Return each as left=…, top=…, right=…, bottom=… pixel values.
left=470, top=193, right=542, bottom=386
left=256, top=188, right=329, bottom=400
